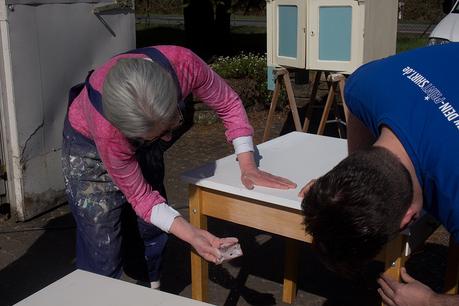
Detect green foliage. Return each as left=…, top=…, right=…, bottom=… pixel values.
left=211, top=52, right=265, bottom=79
left=402, top=0, right=444, bottom=22
left=211, top=53, right=273, bottom=108
left=396, top=36, right=429, bottom=53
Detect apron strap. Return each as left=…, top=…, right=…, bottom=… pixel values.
left=85, top=47, right=183, bottom=118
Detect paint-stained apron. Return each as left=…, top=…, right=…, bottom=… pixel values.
left=61, top=47, right=193, bottom=282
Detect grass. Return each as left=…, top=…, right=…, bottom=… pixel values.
left=396, top=36, right=429, bottom=53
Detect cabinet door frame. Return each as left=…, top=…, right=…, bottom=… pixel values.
left=307, top=0, right=364, bottom=73
left=271, top=0, right=306, bottom=68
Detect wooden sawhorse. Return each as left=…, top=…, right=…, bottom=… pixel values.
left=263, top=67, right=302, bottom=142
left=263, top=69, right=347, bottom=142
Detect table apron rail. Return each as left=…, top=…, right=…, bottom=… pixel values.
left=189, top=185, right=312, bottom=243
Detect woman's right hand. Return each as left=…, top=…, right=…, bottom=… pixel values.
left=169, top=216, right=238, bottom=263
left=189, top=228, right=238, bottom=263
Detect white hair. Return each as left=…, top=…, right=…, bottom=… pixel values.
left=102, top=58, right=178, bottom=139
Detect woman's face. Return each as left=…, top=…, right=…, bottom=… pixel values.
left=140, top=108, right=184, bottom=144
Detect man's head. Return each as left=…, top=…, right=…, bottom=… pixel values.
left=102, top=58, right=181, bottom=141
left=302, top=146, right=413, bottom=274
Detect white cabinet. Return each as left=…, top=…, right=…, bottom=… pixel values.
left=267, top=0, right=398, bottom=74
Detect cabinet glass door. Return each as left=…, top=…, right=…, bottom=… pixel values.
left=307, top=0, right=364, bottom=73
left=271, top=0, right=306, bottom=68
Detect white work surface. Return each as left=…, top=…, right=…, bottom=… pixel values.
left=182, top=132, right=348, bottom=210
left=15, top=270, right=214, bottom=306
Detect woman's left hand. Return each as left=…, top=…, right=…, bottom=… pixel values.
left=241, top=168, right=297, bottom=190
left=237, top=151, right=296, bottom=190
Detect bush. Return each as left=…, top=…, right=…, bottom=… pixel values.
left=402, top=0, right=444, bottom=22
left=211, top=53, right=275, bottom=109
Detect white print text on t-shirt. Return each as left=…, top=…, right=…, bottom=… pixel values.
left=402, top=66, right=459, bottom=131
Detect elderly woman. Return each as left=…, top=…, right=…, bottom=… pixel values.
left=62, top=45, right=295, bottom=288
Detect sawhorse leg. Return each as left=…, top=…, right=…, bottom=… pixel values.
left=302, top=70, right=322, bottom=133
left=263, top=67, right=301, bottom=142
left=317, top=73, right=346, bottom=135
left=189, top=185, right=208, bottom=301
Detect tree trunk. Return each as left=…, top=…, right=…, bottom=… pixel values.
left=215, top=0, right=232, bottom=55
left=183, top=0, right=215, bottom=60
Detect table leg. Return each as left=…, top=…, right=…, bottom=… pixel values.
left=444, top=236, right=459, bottom=294
left=379, top=235, right=408, bottom=306
left=383, top=235, right=407, bottom=280
left=189, top=185, right=208, bottom=301
left=282, top=238, right=300, bottom=304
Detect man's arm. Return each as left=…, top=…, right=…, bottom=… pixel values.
left=343, top=102, right=376, bottom=153
left=431, top=294, right=459, bottom=306
left=378, top=268, right=459, bottom=306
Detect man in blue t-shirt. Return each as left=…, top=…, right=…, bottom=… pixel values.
left=300, top=43, right=459, bottom=306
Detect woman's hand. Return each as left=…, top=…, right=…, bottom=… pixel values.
left=241, top=168, right=297, bottom=190
left=237, top=151, right=296, bottom=190
left=169, top=216, right=238, bottom=263
left=189, top=229, right=238, bottom=263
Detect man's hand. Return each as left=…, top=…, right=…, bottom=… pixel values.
left=377, top=268, right=435, bottom=306
left=237, top=151, right=296, bottom=190
left=298, top=179, right=317, bottom=198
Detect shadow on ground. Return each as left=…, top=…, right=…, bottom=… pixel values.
left=160, top=217, right=384, bottom=306
left=0, top=213, right=76, bottom=305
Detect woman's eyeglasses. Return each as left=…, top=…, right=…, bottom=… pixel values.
left=133, top=106, right=184, bottom=146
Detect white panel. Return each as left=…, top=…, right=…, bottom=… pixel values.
left=182, top=132, right=347, bottom=211
left=16, top=270, right=215, bottom=306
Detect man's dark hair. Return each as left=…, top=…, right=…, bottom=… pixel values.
left=302, top=146, right=413, bottom=275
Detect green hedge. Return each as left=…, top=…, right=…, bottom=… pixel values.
left=211, top=53, right=278, bottom=109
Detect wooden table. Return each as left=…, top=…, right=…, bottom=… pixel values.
left=15, top=269, right=214, bottom=306
left=182, top=132, right=411, bottom=304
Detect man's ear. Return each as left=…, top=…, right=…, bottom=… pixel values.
left=400, top=206, right=418, bottom=229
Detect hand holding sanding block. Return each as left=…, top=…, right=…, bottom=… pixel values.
left=216, top=243, right=243, bottom=264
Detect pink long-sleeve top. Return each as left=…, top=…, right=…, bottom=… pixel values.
left=68, top=45, right=253, bottom=223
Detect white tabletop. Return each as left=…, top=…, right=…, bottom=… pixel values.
left=15, top=270, right=214, bottom=306
left=182, top=132, right=348, bottom=211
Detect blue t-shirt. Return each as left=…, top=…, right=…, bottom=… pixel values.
left=344, top=43, right=459, bottom=242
